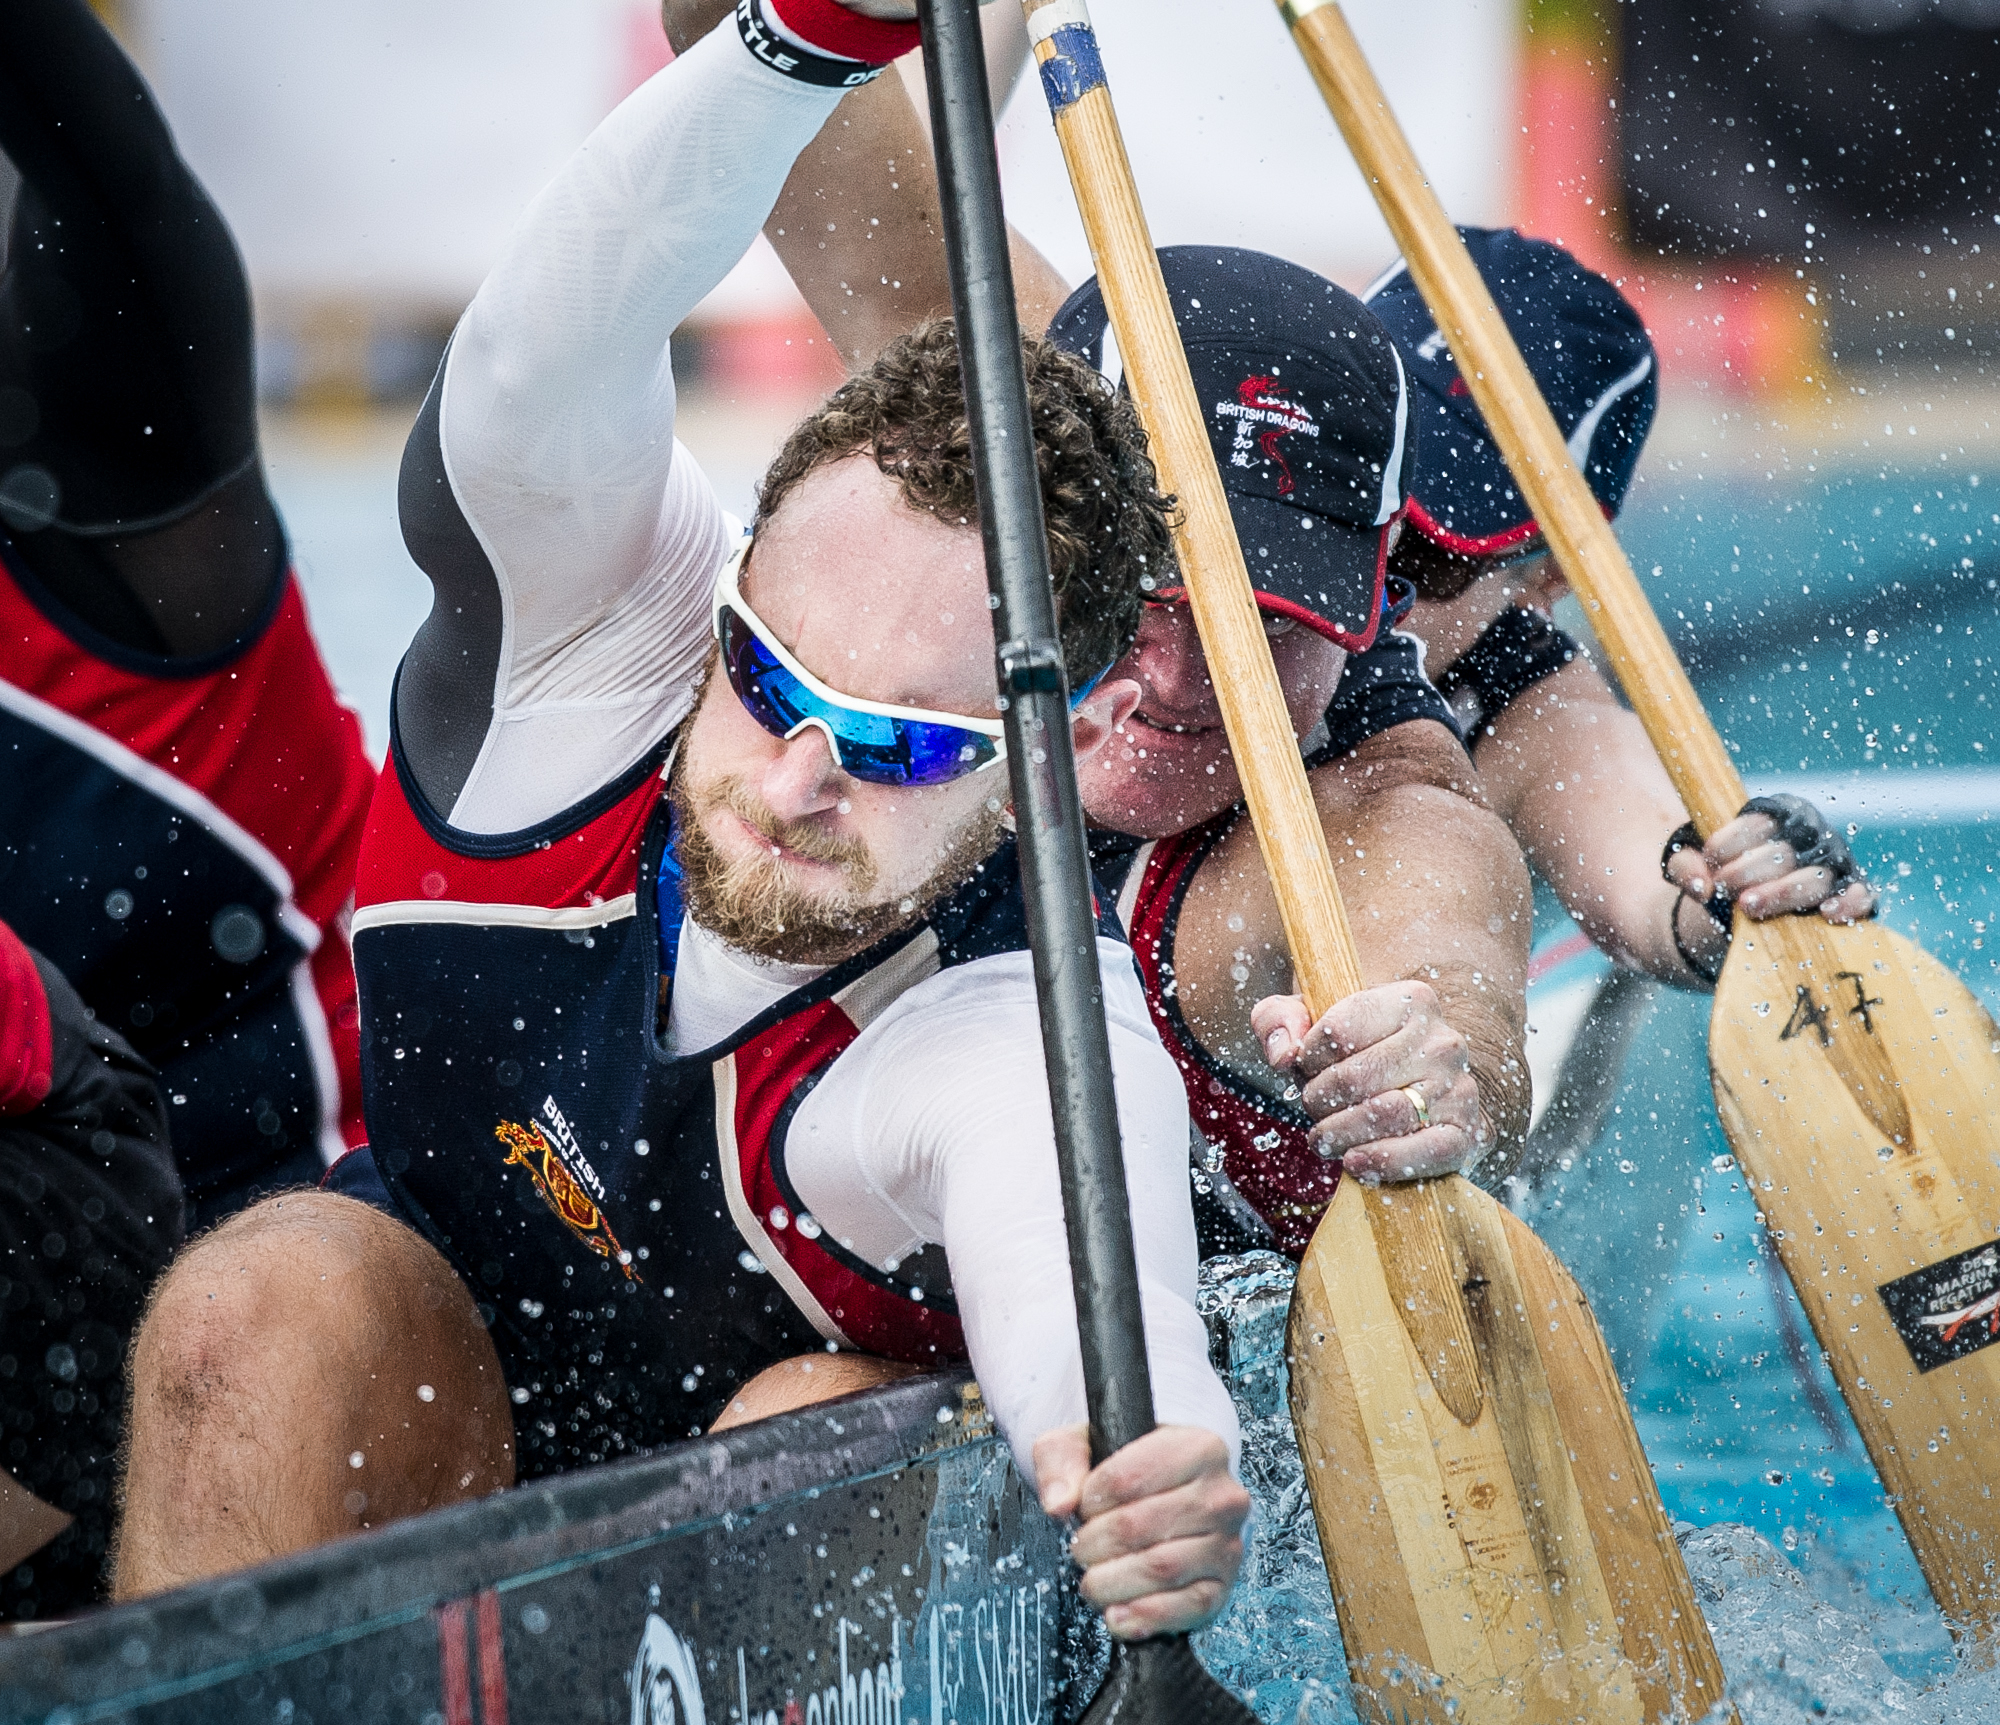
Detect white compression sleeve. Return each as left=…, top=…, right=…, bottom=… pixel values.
left=428, top=28, right=848, bottom=832
left=785, top=947, right=1242, bottom=1486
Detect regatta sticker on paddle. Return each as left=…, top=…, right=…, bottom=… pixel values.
left=1879, top=1241, right=2000, bottom=1373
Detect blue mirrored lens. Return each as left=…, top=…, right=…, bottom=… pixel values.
left=718, top=607, right=998, bottom=786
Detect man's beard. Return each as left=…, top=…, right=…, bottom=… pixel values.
left=669, top=759, right=1006, bottom=968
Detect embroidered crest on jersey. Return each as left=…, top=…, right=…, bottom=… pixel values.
left=496, top=1117, right=639, bottom=1282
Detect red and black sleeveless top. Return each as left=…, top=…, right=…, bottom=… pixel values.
left=0, top=542, right=373, bottom=1202
left=1088, top=585, right=1462, bottom=1258
left=1101, top=821, right=1329, bottom=1259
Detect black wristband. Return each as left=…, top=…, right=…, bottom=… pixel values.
left=1671, top=891, right=1727, bottom=984
left=1434, top=606, right=1582, bottom=744
left=735, top=0, right=888, bottom=89
left=1660, top=821, right=1734, bottom=921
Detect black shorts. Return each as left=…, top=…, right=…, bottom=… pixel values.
left=0, top=953, right=181, bottom=1619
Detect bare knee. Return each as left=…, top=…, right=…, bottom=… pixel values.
left=132, top=1192, right=451, bottom=1412
left=117, top=1192, right=513, bottom=1597
left=710, top=1352, right=920, bottom=1432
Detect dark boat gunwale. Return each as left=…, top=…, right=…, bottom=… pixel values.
left=0, top=1366, right=985, bottom=1716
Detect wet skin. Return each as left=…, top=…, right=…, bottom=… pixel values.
left=1082, top=601, right=1346, bottom=839
left=1413, top=553, right=1876, bottom=989
left=681, top=454, right=1146, bottom=962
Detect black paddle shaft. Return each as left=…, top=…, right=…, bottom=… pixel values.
left=915, top=0, right=1154, bottom=1467
left=915, top=27, right=1263, bottom=1723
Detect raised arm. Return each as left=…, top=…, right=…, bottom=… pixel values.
left=661, top=0, right=1070, bottom=366
left=398, top=15, right=901, bottom=829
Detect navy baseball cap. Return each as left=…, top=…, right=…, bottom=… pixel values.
left=1364, top=228, right=1657, bottom=558
left=1048, top=246, right=1414, bottom=653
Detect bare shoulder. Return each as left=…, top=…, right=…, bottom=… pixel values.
left=1309, top=719, right=1491, bottom=819
left=1490, top=652, right=1623, bottom=726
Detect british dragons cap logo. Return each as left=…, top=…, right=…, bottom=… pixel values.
left=1214, top=374, right=1320, bottom=496
left=496, top=1109, right=639, bottom=1282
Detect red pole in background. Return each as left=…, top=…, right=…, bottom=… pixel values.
left=1514, top=0, right=1825, bottom=401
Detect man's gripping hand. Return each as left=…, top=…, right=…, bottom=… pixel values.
left=1033, top=1426, right=1248, bottom=1640
left=1252, top=980, right=1492, bottom=1183
left=1664, top=795, right=1877, bottom=928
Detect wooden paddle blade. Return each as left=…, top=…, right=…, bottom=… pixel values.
left=1289, top=1175, right=1732, bottom=1723
left=1712, top=915, right=2000, bottom=1639
left=1081, top=1636, right=1261, bottom=1725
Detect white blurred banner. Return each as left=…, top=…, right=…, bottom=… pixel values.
left=993, top=0, right=1516, bottom=294
left=129, top=0, right=1515, bottom=320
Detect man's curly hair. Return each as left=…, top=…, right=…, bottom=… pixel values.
left=754, top=318, right=1176, bottom=682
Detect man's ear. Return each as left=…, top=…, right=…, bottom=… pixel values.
left=1069, top=677, right=1143, bottom=764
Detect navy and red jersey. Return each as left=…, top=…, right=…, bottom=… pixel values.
left=341, top=732, right=1120, bottom=1476
left=0, top=545, right=373, bottom=1204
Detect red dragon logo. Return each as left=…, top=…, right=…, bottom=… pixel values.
left=1221, top=375, right=1319, bottom=496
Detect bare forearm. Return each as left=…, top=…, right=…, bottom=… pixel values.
left=766, top=71, right=953, bottom=366
left=1534, top=831, right=1717, bottom=989
left=1478, top=664, right=1709, bottom=987
left=665, top=0, right=1067, bottom=367
left=1339, top=785, right=1532, bottom=1170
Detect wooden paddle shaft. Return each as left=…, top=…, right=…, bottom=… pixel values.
left=1023, top=0, right=1363, bottom=1012
left=1280, top=0, right=1745, bottom=837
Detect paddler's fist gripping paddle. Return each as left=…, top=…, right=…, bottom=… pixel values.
left=1021, top=3, right=1732, bottom=1720
left=1279, top=0, right=2000, bottom=1654
left=913, top=3, right=1260, bottom=1721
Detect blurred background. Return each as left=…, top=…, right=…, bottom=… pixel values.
left=102, top=0, right=1999, bottom=751
left=108, top=0, right=1998, bottom=1671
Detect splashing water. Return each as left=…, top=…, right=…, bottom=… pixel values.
left=1191, top=1252, right=2000, bottom=1725
left=1194, top=1252, right=1355, bottom=1725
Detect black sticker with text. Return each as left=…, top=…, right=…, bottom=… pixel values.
left=1879, top=1240, right=2000, bottom=1373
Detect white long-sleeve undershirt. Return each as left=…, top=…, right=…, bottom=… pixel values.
left=669, top=919, right=1240, bottom=1482
left=427, top=25, right=834, bottom=834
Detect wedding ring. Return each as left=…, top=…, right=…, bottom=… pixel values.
left=1400, top=1084, right=1431, bottom=1129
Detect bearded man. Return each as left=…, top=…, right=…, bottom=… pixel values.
left=111, top=0, right=1246, bottom=1643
